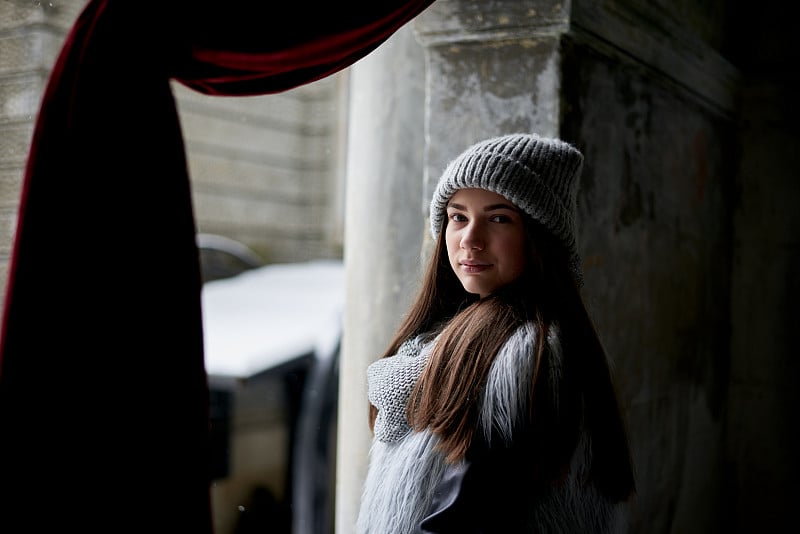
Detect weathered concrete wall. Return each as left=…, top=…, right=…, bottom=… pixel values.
left=561, top=34, right=736, bottom=533
left=568, top=1, right=800, bottom=532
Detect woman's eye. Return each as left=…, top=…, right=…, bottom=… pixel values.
left=490, top=214, right=512, bottom=223
left=449, top=213, right=467, bottom=222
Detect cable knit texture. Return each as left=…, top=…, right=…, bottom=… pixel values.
left=367, top=335, right=430, bottom=443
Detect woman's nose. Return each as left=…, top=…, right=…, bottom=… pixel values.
left=461, top=224, right=484, bottom=250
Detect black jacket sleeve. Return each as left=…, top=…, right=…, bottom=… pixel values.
left=417, top=444, right=538, bottom=534
left=416, top=437, right=627, bottom=534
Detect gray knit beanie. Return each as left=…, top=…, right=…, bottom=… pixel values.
left=429, top=133, right=584, bottom=285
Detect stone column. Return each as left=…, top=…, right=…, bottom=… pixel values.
left=414, top=0, right=571, bottom=244
left=336, top=24, right=426, bottom=533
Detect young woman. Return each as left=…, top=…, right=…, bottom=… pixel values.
left=357, top=133, right=636, bottom=533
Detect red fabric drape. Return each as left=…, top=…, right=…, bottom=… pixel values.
left=0, top=1, right=435, bottom=531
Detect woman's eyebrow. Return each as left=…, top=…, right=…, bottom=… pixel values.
left=482, top=203, right=518, bottom=212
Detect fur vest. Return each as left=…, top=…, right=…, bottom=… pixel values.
left=356, top=321, right=628, bottom=534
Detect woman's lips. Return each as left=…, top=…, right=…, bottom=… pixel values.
left=460, top=261, right=490, bottom=273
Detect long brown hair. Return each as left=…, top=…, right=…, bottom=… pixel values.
left=368, top=217, right=635, bottom=501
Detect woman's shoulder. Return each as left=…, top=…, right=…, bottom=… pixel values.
left=503, top=319, right=562, bottom=353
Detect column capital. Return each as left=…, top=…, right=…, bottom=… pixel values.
left=414, top=0, right=572, bottom=46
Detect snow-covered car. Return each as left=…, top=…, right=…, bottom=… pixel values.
left=198, top=234, right=342, bottom=534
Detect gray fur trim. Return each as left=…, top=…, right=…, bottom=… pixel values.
left=356, top=430, right=446, bottom=534
left=479, top=321, right=538, bottom=445
left=479, top=322, right=563, bottom=445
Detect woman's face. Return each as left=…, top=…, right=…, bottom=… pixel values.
left=445, top=188, right=527, bottom=298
